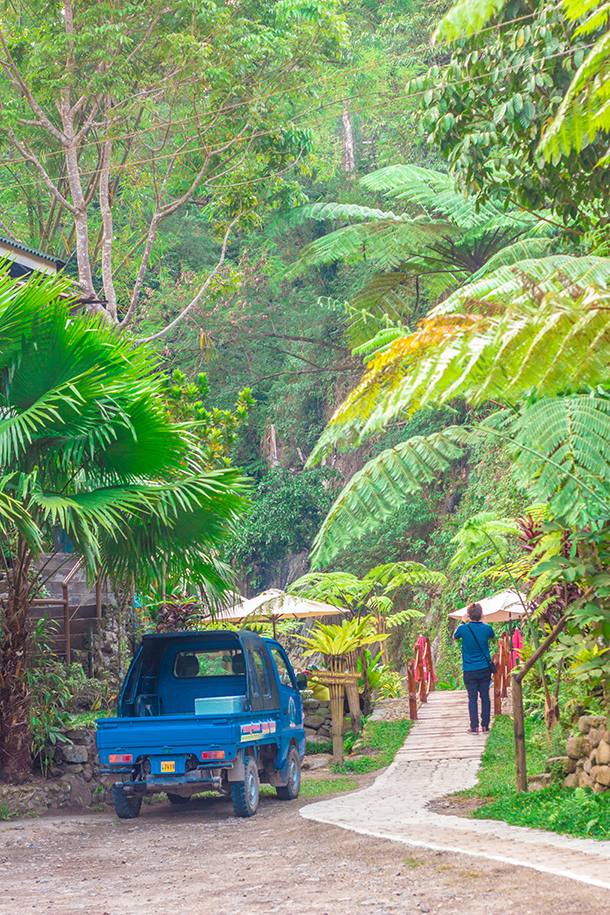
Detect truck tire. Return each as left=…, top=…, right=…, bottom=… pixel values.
left=113, top=784, right=142, bottom=819
left=231, top=756, right=260, bottom=817
left=276, top=746, right=301, bottom=800
left=167, top=792, right=190, bottom=805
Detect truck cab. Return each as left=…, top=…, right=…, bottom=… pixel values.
left=96, top=630, right=306, bottom=819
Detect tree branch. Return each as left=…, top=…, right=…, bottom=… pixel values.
left=133, top=215, right=240, bottom=342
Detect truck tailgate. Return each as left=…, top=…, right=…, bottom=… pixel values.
left=96, top=715, right=238, bottom=763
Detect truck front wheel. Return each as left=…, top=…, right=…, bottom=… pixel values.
left=113, top=784, right=142, bottom=819
left=276, top=746, right=301, bottom=800
left=231, top=756, right=260, bottom=817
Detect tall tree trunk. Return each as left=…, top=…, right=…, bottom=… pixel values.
left=59, top=89, right=97, bottom=305
left=0, top=539, right=33, bottom=784
left=99, top=136, right=118, bottom=321
left=341, top=103, right=356, bottom=176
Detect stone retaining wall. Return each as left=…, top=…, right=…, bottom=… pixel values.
left=0, top=728, right=113, bottom=818
left=303, top=696, right=335, bottom=743
left=544, top=713, right=610, bottom=793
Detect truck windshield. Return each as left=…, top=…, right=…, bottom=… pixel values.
left=173, top=649, right=245, bottom=678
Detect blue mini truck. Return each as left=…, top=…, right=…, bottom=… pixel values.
left=96, top=629, right=306, bottom=819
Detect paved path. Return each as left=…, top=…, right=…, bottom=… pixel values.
left=301, top=690, right=610, bottom=889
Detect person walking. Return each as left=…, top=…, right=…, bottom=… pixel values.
left=453, top=602, right=495, bottom=734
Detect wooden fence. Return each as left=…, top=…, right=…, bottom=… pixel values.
left=492, top=630, right=512, bottom=716
left=405, top=635, right=435, bottom=720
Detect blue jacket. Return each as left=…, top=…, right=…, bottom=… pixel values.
left=454, top=621, right=495, bottom=671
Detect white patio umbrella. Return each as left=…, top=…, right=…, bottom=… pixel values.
left=206, top=588, right=346, bottom=637
left=448, top=589, right=527, bottom=623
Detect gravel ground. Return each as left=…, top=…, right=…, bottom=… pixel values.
left=1, top=779, right=608, bottom=915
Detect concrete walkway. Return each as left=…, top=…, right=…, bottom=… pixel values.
left=300, top=690, right=610, bottom=889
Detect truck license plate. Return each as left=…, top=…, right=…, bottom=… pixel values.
left=160, top=760, right=175, bottom=773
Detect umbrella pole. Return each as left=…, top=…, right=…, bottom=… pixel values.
left=273, top=617, right=277, bottom=639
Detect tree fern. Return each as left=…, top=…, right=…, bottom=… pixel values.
left=309, top=427, right=471, bottom=566
left=313, top=256, right=610, bottom=452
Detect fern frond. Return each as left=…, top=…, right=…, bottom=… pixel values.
left=353, top=326, right=409, bottom=362
left=563, top=0, right=610, bottom=39
left=360, top=164, right=527, bottom=231
left=285, top=218, right=459, bottom=278
left=309, top=426, right=472, bottom=567
left=510, top=395, right=610, bottom=524
left=365, top=560, right=447, bottom=590
left=301, top=202, right=398, bottom=221
left=317, top=256, right=610, bottom=450
left=386, top=608, right=425, bottom=628
left=469, top=236, right=555, bottom=281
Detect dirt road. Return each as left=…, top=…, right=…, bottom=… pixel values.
left=1, top=786, right=608, bottom=915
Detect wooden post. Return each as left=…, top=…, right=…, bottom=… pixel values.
left=344, top=649, right=361, bottom=734
left=423, top=637, right=435, bottom=692
left=95, top=576, right=102, bottom=620
left=493, top=653, right=502, bottom=717
left=329, top=682, right=345, bottom=764
left=407, top=658, right=417, bottom=720
left=414, top=643, right=427, bottom=703
left=359, top=645, right=372, bottom=717
left=512, top=671, right=527, bottom=792
left=62, top=583, right=70, bottom=665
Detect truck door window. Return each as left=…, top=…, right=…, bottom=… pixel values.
left=252, top=649, right=272, bottom=698
left=270, top=647, right=296, bottom=688
left=173, top=649, right=244, bottom=678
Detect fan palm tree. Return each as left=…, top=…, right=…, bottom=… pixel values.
left=0, top=272, right=248, bottom=783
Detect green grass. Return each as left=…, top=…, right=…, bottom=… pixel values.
left=65, top=710, right=112, bottom=728
left=460, top=714, right=549, bottom=799
left=260, top=778, right=359, bottom=799
left=464, top=714, right=610, bottom=841
left=475, top=785, right=610, bottom=840
left=305, top=739, right=332, bottom=755
left=333, top=719, right=413, bottom=774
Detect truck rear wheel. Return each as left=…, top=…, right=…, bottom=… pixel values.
left=231, top=756, right=260, bottom=817
left=276, top=746, right=301, bottom=800
left=113, top=784, right=142, bottom=819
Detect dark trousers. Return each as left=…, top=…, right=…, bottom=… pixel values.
left=463, top=667, right=491, bottom=730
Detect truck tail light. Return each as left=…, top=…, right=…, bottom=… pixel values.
left=109, top=754, right=133, bottom=764
left=201, top=750, right=225, bottom=760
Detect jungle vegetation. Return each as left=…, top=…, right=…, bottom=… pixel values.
left=0, top=0, right=610, bottom=780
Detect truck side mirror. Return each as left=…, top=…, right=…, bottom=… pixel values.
left=295, top=672, right=307, bottom=690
